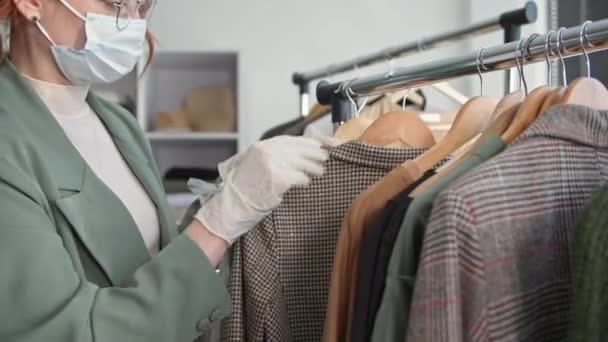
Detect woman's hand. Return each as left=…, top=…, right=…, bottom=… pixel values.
left=193, top=135, right=331, bottom=244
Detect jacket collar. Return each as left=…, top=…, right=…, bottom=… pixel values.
left=515, top=104, right=608, bottom=148
left=330, top=141, right=429, bottom=171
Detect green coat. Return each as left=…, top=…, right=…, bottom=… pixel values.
left=0, top=61, right=230, bottom=342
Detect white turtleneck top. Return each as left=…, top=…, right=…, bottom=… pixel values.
left=23, top=74, right=161, bottom=256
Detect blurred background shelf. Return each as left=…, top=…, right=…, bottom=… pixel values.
left=147, top=132, right=239, bottom=141
left=92, top=51, right=240, bottom=217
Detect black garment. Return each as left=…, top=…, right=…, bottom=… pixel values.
left=260, top=117, right=306, bottom=140
left=350, top=171, right=435, bottom=342
left=260, top=107, right=332, bottom=140
left=164, top=167, right=219, bottom=181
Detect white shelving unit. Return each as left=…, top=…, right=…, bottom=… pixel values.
left=93, top=51, right=239, bottom=191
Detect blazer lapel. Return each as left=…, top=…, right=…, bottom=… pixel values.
left=53, top=170, right=152, bottom=285
left=0, top=62, right=162, bottom=285
left=88, top=94, right=177, bottom=247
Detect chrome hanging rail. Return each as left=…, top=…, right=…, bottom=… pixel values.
left=292, top=2, right=537, bottom=115
left=317, top=19, right=608, bottom=111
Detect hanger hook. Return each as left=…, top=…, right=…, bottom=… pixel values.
left=556, top=27, right=568, bottom=86
left=544, top=31, right=555, bottom=85
left=580, top=20, right=593, bottom=78
left=334, top=81, right=351, bottom=110
left=334, top=80, right=345, bottom=95
left=358, top=96, right=369, bottom=116
left=342, top=80, right=363, bottom=117
left=521, top=34, right=539, bottom=94
left=583, top=20, right=597, bottom=48
left=513, top=38, right=526, bottom=94
left=518, top=38, right=529, bottom=95
left=401, top=88, right=413, bottom=111
left=476, top=48, right=486, bottom=96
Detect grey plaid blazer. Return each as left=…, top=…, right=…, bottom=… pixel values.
left=407, top=105, right=608, bottom=342
left=221, top=141, right=428, bottom=342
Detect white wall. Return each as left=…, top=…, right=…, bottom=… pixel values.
left=149, top=0, right=549, bottom=149
left=148, top=0, right=470, bottom=149
left=467, top=0, right=550, bottom=97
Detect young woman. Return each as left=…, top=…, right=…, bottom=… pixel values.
left=0, top=0, right=329, bottom=340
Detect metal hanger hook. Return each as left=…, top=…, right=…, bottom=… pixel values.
left=544, top=31, right=555, bottom=85
left=402, top=88, right=413, bottom=111
left=583, top=20, right=597, bottom=48
left=556, top=27, right=568, bottom=86
left=358, top=96, right=369, bottom=116
left=348, top=64, right=368, bottom=115
left=334, top=80, right=346, bottom=95
left=476, top=48, right=486, bottom=96
left=343, top=80, right=362, bottom=117
left=521, top=34, right=539, bottom=94
left=513, top=38, right=526, bottom=94
left=580, top=20, right=593, bottom=77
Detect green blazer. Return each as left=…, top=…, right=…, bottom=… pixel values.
left=0, top=61, right=230, bottom=341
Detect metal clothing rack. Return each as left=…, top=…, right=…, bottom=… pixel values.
left=292, top=2, right=538, bottom=116
left=317, top=19, right=608, bottom=126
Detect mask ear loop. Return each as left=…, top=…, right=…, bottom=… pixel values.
left=58, top=0, right=87, bottom=21
left=32, top=17, right=57, bottom=45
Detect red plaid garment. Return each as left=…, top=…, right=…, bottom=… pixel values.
left=222, top=141, right=428, bottom=342
left=407, top=104, right=608, bottom=342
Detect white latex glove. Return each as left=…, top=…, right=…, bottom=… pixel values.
left=193, top=135, right=331, bottom=244
left=216, top=134, right=338, bottom=176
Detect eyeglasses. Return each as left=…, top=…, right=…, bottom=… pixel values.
left=101, top=0, right=157, bottom=30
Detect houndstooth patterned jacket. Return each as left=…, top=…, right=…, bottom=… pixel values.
left=407, top=105, right=608, bottom=342
left=221, top=141, right=428, bottom=342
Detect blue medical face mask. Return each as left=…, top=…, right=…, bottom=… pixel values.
left=34, top=0, right=147, bottom=85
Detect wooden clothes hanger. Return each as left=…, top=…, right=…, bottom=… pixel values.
left=561, top=77, right=608, bottom=109
left=409, top=96, right=496, bottom=172
left=436, top=90, right=523, bottom=170
left=334, top=87, right=435, bottom=147
left=502, top=35, right=559, bottom=144
left=304, top=103, right=330, bottom=122
left=358, top=110, right=435, bottom=148
left=539, top=87, right=562, bottom=114
left=412, top=99, right=519, bottom=196
left=503, top=86, right=556, bottom=143
left=358, top=89, right=436, bottom=148
left=541, top=24, right=608, bottom=112
left=559, top=22, right=608, bottom=109
left=408, top=49, right=497, bottom=173
left=334, top=116, right=375, bottom=142
left=411, top=35, right=541, bottom=196
left=491, top=90, right=524, bottom=121
left=410, top=38, right=529, bottom=196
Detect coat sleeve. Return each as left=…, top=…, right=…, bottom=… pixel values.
left=0, top=163, right=231, bottom=342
